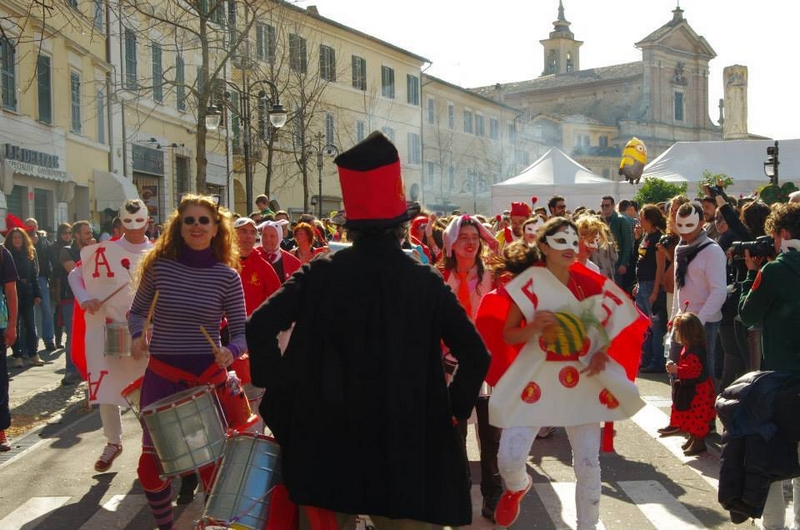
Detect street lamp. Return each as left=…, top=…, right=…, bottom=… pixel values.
left=206, top=78, right=286, bottom=212
left=307, top=132, right=339, bottom=218
left=764, top=140, right=779, bottom=186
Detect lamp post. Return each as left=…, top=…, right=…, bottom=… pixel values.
left=764, top=140, right=779, bottom=186
left=206, top=78, right=286, bottom=213
left=306, top=132, right=339, bottom=219
left=461, top=174, right=487, bottom=214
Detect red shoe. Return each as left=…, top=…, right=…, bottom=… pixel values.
left=0, top=430, right=10, bottom=452
left=495, top=475, right=532, bottom=527
left=94, top=443, right=122, bottom=472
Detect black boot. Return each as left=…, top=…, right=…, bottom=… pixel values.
left=176, top=473, right=198, bottom=505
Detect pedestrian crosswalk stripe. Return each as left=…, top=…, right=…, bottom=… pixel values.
left=632, top=399, right=720, bottom=490
left=0, top=496, right=71, bottom=530
left=532, top=482, right=607, bottom=530
left=618, top=480, right=705, bottom=529
left=77, top=494, right=148, bottom=530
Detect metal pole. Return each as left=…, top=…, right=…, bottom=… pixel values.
left=317, top=151, right=323, bottom=219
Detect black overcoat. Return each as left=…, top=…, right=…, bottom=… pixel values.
left=246, top=235, right=490, bottom=526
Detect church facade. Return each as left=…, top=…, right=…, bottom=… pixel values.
left=472, top=3, right=750, bottom=181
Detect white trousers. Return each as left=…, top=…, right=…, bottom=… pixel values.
left=762, top=443, right=800, bottom=530
left=99, top=404, right=123, bottom=445
left=498, top=423, right=601, bottom=530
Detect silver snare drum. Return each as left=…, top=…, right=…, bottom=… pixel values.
left=201, top=432, right=282, bottom=529
left=104, top=322, right=132, bottom=357
left=141, top=385, right=227, bottom=477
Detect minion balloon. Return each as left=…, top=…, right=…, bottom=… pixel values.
left=619, top=137, right=647, bottom=184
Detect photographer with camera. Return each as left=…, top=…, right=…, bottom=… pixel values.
left=737, top=201, right=800, bottom=530
left=704, top=184, right=756, bottom=390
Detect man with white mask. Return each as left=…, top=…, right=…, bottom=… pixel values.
left=67, top=199, right=153, bottom=471
left=665, top=202, right=727, bottom=396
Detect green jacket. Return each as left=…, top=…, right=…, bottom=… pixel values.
left=739, top=250, right=800, bottom=373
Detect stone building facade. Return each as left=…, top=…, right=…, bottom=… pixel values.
left=473, top=4, right=752, bottom=181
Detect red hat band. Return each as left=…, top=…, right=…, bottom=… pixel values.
left=338, top=160, right=406, bottom=222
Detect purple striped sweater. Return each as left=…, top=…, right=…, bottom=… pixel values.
left=128, top=254, right=247, bottom=375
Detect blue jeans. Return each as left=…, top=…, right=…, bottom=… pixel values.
left=636, top=281, right=666, bottom=368
left=61, top=301, right=78, bottom=376
left=34, top=276, right=54, bottom=343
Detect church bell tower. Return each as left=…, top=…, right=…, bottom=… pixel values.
left=540, top=1, right=583, bottom=75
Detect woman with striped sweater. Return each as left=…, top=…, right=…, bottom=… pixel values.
left=129, top=194, right=246, bottom=530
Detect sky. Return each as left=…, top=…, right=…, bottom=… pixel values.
left=295, top=0, right=797, bottom=141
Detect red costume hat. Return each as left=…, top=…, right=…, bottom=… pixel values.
left=334, top=131, right=421, bottom=228
left=510, top=201, right=531, bottom=218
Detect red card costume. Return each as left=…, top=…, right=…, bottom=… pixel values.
left=73, top=238, right=152, bottom=405
left=488, top=261, right=647, bottom=428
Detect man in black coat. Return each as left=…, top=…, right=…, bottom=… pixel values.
left=247, top=132, right=490, bottom=529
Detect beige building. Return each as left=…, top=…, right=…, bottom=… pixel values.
left=473, top=4, right=756, bottom=180
left=212, top=2, right=429, bottom=218
left=422, top=74, right=544, bottom=215
left=0, top=0, right=110, bottom=232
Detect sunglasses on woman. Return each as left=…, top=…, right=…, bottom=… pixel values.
left=183, top=216, right=212, bottom=225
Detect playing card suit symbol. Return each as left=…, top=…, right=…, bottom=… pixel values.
left=521, top=382, right=542, bottom=404
left=531, top=196, right=538, bottom=205
left=599, top=388, right=619, bottom=409
left=558, top=366, right=580, bottom=388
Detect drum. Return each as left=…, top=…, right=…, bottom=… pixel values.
left=104, top=322, right=132, bottom=357
left=200, top=433, right=283, bottom=530
left=121, top=377, right=143, bottom=416
left=140, top=385, right=227, bottom=477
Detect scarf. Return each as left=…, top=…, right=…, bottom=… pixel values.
left=675, top=231, right=712, bottom=289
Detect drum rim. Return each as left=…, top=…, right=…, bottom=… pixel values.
left=120, top=377, right=143, bottom=398
left=141, top=384, right=214, bottom=415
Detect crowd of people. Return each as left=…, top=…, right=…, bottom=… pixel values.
left=1, top=131, right=799, bottom=530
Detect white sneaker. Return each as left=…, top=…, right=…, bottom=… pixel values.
left=12, top=357, right=23, bottom=368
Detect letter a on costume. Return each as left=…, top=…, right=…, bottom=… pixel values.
left=92, top=247, right=116, bottom=279
left=87, top=370, right=109, bottom=400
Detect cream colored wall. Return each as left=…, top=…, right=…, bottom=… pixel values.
left=0, top=1, right=110, bottom=225
left=235, top=4, right=425, bottom=217
left=422, top=78, right=542, bottom=215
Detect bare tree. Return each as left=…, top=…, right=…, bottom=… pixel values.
left=114, top=0, right=274, bottom=193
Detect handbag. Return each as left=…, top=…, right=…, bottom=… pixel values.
left=672, top=380, right=696, bottom=411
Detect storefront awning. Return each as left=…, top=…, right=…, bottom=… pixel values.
left=94, top=170, right=140, bottom=212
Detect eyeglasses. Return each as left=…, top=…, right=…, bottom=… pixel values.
left=183, top=216, right=212, bottom=225
left=600, top=203, right=613, bottom=208
left=714, top=217, right=726, bottom=224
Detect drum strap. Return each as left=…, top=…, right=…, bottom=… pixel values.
left=148, top=356, right=226, bottom=388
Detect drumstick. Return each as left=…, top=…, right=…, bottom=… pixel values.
left=144, top=291, right=159, bottom=330
left=99, top=283, right=128, bottom=305
left=199, top=325, right=220, bottom=354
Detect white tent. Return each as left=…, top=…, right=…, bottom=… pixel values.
left=643, top=139, right=800, bottom=197
left=491, top=147, right=634, bottom=213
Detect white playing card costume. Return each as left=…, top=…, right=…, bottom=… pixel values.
left=488, top=265, right=645, bottom=428
left=79, top=237, right=152, bottom=406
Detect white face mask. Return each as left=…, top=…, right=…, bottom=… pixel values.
left=676, top=211, right=701, bottom=235
left=524, top=222, right=540, bottom=238
left=121, top=201, right=148, bottom=230
left=546, top=227, right=579, bottom=251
